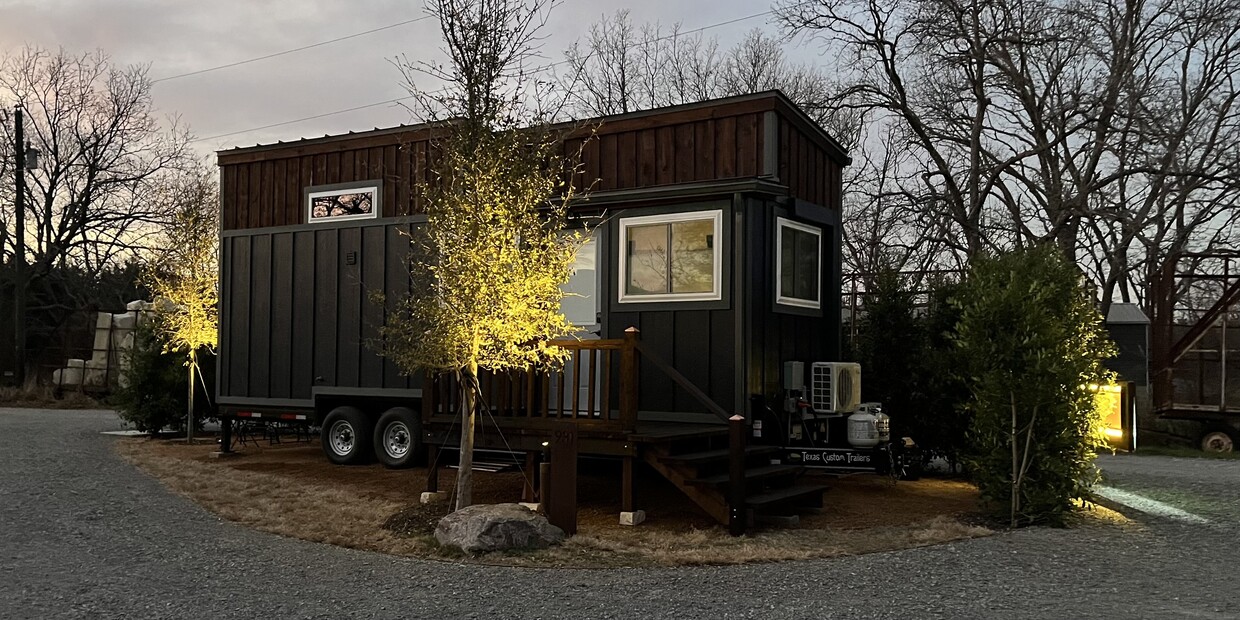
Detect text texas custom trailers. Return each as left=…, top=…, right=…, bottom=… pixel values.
left=215, top=92, right=893, bottom=508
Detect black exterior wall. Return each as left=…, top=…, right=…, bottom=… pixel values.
left=218, top=218, right=424, bottom=408
left=215, top=92, right=849, bottom=421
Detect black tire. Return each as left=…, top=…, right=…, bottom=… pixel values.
left=1199, top=426, right=1236, bottom=453
left=373, top=407, right=424, bottom=468
left=320, top=406, right=374, bottom=465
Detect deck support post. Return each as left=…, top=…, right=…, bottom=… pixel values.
left=620, top=454, right=645, bottom=526
left=619, top=327, right=639, bottom=432
left=426, top=444, right=439, bottom=493
left=219, top=417, right=233, bottom=453
left=547, top=424, right=579, bottom=536
left=728, top=414, right=747, bottom=536
left=621, top=455, right=635, bottom=512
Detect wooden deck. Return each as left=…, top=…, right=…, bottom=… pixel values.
left=425, top=419, right=727, bottom=456
left=421, top=330, right=823, bottom=530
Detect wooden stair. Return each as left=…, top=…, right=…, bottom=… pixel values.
left=642, top=438, right=827, bottom=527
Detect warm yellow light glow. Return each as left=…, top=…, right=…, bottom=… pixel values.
left=1092, top=381, right=1128, bottom=447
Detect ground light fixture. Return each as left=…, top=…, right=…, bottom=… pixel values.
left=1091, top=382, right=1136, bottom=452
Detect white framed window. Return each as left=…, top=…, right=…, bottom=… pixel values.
left=776, top=217, right=822, bottom=309
left=306, top=182, right=380, bottom=223
left=618, top=210, right=723, bottom=303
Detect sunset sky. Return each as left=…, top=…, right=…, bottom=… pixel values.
left=0, top=1, right=812, bottom=155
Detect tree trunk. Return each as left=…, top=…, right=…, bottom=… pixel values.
left=455, top=363, right=478, bottom=511
left=186, top=349, right=196, bottom=445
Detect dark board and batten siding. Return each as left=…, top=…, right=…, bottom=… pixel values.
left=743, top=199, right=841, bottom=399
left=218, top=222, right=420, bottom=404
left=602, top=200, right=738, bottom=417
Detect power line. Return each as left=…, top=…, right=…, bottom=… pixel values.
left=196, top=7, right=780, bottom=146
left=543, top=7, right=778, bottom=71
left=193, top=95, right=414, bottom=142
left=153, top=15, right=434, bottom=84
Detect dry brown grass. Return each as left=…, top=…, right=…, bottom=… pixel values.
left=115, top=437, right=993, bottom=567
left=0, top=386, right=104, bottom=409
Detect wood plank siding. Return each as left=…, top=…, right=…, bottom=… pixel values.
left=217, top=92, right=848, bottom=231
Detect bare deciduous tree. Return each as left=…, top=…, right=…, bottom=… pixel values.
left=1, top=46, right=193, bottom=282
left=559, top=15, right=859, bottom=142
left=775, top=0, right=1240, bottom=311
left=1, top=46, right=192, bottom=378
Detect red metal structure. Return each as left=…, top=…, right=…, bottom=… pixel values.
left=1151, top=251, right=1240, bottom=449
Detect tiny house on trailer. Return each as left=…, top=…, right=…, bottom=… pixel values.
left=215, top=91, right=856, bottom=526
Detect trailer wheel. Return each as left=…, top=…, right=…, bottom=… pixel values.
left=321, top=407, right=373, bottom=465
left=374, top=407, right=424, bottom=468
left=1199, top=427, right=1235, bottom=453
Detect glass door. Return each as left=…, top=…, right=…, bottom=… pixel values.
left=554, top=232, right=602, bottom=416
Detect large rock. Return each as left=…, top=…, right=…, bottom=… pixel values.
left=434, top=503, right=566, bottom=553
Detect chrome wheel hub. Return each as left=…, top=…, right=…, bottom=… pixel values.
left=329, top=420, right=355, bottom=456
left=384, top=422, right=410, bottom=458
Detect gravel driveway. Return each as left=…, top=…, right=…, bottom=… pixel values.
left=1, top=407, right=1236, bottom=620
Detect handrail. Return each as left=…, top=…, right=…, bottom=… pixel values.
left=547, top=338, right=626, bottom=350
left=632, top=339, right=732, bottom=423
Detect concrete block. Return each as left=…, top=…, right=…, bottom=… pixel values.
left=55, top=359, right=86, bottom=387
left=420, top=491, right=448, bottom=505
left=619, top=510, right=646, bottom=526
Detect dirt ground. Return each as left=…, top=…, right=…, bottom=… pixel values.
left=115, top=433, right=992, bottom=567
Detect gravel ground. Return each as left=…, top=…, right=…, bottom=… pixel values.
left=1098, top=452, right=1240, bottom=524
left=1, top=407, right=1237, bottom=620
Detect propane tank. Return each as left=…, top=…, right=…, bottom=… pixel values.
left=847, top=408, right=880, bottom=448
left=861, top=402, right=891, bottom=443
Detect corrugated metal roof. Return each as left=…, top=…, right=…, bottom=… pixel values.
left=1107, top=302, right=1150, bottom=324
left=213, top=90, right=850, bottom=165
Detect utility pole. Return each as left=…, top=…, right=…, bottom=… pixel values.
left=12, top=105, right=27, bottom=388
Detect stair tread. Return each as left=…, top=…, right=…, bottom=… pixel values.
left=744, top=484, right=829, bottom=508
left=686, top=464, right=803, bottom=486
left=447, top=460, right=517, bottom=473
left=658, top=445, right=781, bottom=465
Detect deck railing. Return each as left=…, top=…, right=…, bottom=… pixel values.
left=423, top=326, right=734, bottom=434
left=424, top=329, right=639, bottom=432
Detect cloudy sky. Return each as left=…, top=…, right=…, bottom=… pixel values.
left=0, top=0, right=805, bottom=156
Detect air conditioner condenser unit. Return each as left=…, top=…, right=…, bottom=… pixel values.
left=810, top=362, right=861, bottom=414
